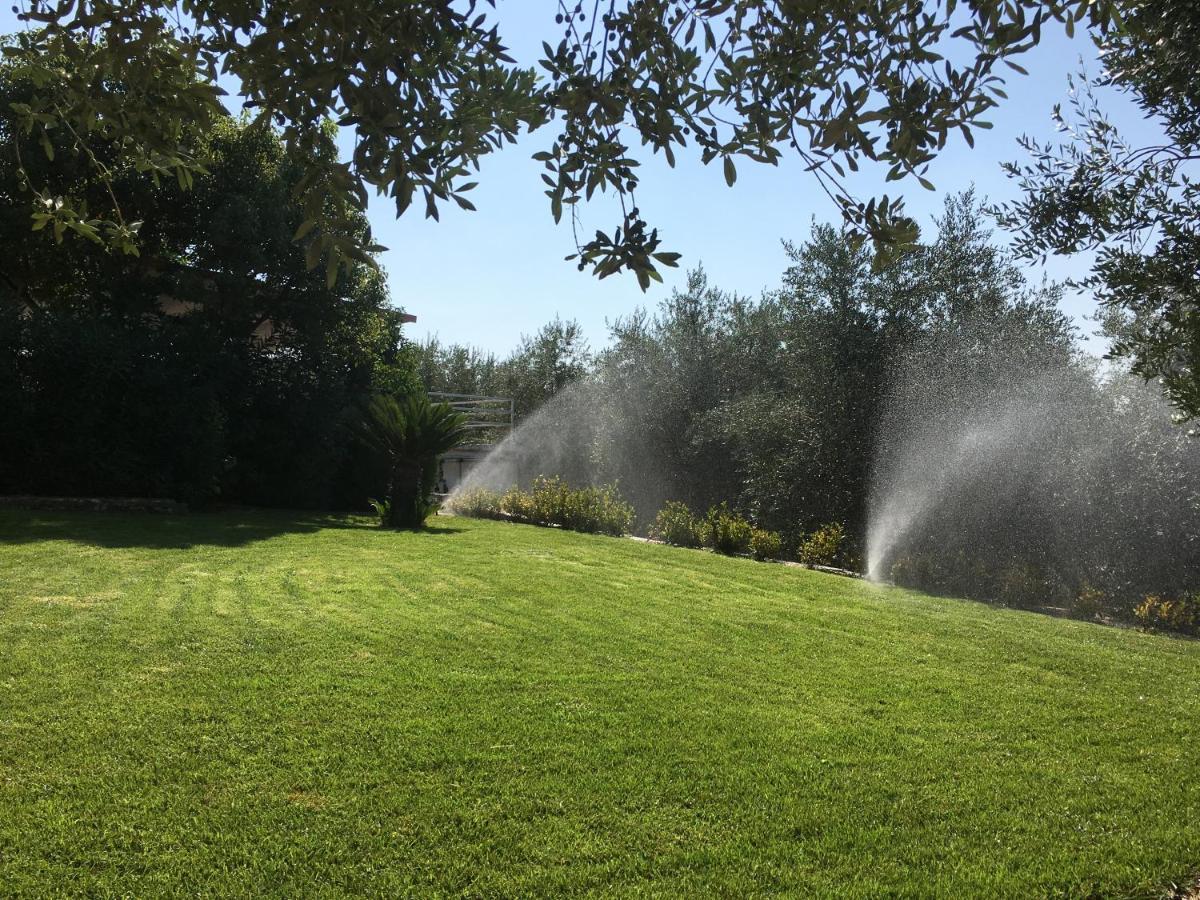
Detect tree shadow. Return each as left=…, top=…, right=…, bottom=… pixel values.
left=414, top=522, right=467, bottom=536
left=0, top=507, right=463, bottom=550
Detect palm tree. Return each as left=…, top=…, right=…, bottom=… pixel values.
left=351, top=394, right=468, bottom=528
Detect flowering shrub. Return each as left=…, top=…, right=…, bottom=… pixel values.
left=649, top=501, right=703, bottom=547
left=1134, top=593, right=1200, bottom=636
left=797, top=522, right=846, bottom=567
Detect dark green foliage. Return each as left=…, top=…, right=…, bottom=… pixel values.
left=6, top=1, right=1118, bottom=286
left=491, top=476, right=635, bottom=537
left=648, top=500, right=703, bottom=548
left=1071, top=583, right=1107, bottom=621
left=995, top=0, right=1200, bottom=419
left=0, top=308, right=230, bottom=506
left=886, top=553, right=1070, bottom=611
left=350, top=394, right=467, bottom=529
left=4, top=3, right=542, bottom=282
left=701, top=503, right=753, bottom=556
left=366, top=497, right=391, bottom=522
left=0, top=77, right=420, bottom=508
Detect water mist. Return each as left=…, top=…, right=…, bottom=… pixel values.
left=865, top=335, right=1200, bottom=601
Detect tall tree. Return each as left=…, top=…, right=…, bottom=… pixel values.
left=414, top=318, right=589, bottom=419
left=444, top=194, right=1073, bottom=539
left=502, top=318, right=592, bottom=419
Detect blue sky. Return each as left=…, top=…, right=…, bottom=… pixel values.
left=369, top=7, right=1154, bottom=356
left=3, top=5, right=1158, bottom=354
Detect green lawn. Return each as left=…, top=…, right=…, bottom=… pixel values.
left=1, top=510, right=1198, bottom=897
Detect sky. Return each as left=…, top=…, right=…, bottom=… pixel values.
left=364, top=7, right=1154, bottom=356
left=2, top=5, right=1159, bottom=355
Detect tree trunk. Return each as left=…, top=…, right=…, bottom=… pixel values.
left=386, top=460, right=424, bottom=528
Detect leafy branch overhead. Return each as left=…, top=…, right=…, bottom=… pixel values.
left=6, top=0, right=1117, bottom=286
left=992, top=0, right=1200, bottom=421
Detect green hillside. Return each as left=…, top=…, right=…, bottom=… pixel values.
left=1, top=510, right=1197, bottom=897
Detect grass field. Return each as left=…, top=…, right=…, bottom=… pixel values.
left=1, top=509, right=1198, bottom=897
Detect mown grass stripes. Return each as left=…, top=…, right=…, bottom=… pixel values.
left=0, top=509, right=1197, bottom=896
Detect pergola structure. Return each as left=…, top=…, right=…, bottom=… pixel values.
left=429, top=392, right=514, bottom=493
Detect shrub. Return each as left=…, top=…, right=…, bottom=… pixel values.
left=701, top=503, right=753, bottom=556
left=528, top=475, right=573, bottom=527
left=889, top=550, right=983, bottom=595
left=500, top=485, right=537, bottom=523
left=993, top=562, right=1051, bottom=610
left=649, top=501, right=703, bottom=547
left=498, top=477, right=634, bottom=536
left=1072, top=583, right=1107, bottom=620
left=449, top=487, right=503, bottom=519
left=0, top=310, right=233, bottom=506
left=750, top=527, right=782, bottom=561
left=367, top=497, right=391, bottom=525
left=797, top=522, right=846, bottom=567
left=349, top=394, right=467, bottom=528
left=569, top=481, right=635, bottom=536
left=1134, top=593, right=1200, bottom=635
left=889, top=553, right=932, bottom=586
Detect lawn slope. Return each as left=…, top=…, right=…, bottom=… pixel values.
left=1, top=509, right=1198, bottom=897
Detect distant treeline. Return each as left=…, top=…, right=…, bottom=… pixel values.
left=419, top=193, right=1200, bottom=618
left=418, top=192, right=1074, bottom=543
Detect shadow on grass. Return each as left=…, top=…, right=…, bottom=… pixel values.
left=0, top=507, right=464, bottom=550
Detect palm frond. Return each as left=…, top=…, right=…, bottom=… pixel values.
left=348, top=392, right=468, bottom=462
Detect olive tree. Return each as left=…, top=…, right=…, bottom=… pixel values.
left=994, top=0, right=1200, bottom=420
left=6, top=0, right=1116, bottom=287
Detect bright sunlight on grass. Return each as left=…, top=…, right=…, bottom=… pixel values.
left=1, top=510, right=1198, bottom=896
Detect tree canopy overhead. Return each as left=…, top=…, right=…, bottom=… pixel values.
left=994, top=0, right=1200, bottom=422
left=6, top=0, right=1117, bottom=288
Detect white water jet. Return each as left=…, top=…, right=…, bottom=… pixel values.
left=866, top=403, right=1031, bottom=580
left=865, top=341, right=1199, bottom=597
left=444, top=375, right=676, bottom=521
left=445, top=380, right=600, bottom=504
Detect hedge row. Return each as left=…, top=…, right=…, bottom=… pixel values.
left=648, top=501, right=845, bottom=566
left=449, top=477, right=634, bottom=537
left=450, top=480, right=848, bottom=568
